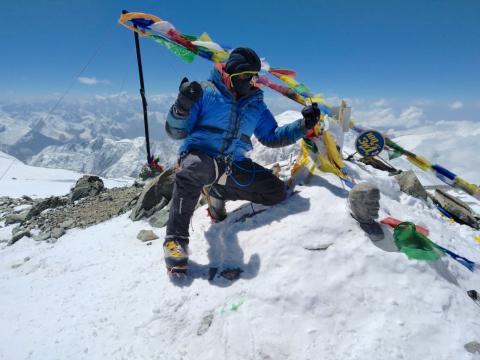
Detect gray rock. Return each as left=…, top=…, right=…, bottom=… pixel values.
left=59, top=219, right=75, bottom=229
left=12, top=226, right=27, bottom=235
left=148, top=204, right=170, bottom=228
left=4, top=211, right=28, bottom=225
left=33, top=232, right=51, bottom=241
left=51, top=227, right=66, bottom=239
left=464, top=341, right=480, bottom=354
left=137, top=230, right=159, bottom=242
left=9, top=229, right=31, bottom=245
left=130, top=168, right=175, bottom=221
left=21, top=195, right=33, bottom=202
left=348, top=183, right=380, bottom=223
left=27, top=196, right=68, bottom=220
left=70, top=175, right=104, bottom=202
left=348, top=183, right=384, bottom=241
left=394, top=170, right=428, bottom=201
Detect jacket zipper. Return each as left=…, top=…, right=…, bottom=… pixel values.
left=220, top=102, right=237, bottom=154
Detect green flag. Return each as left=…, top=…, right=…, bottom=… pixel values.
left=149, top=35, right=196, bottom=63
left=393, top=222, right=443, bottom=261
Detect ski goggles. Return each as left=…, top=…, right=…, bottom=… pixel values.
left=229, top=71, right=259, bottom=87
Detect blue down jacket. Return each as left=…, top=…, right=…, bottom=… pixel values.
left=166, top=67, right=305, bottom=160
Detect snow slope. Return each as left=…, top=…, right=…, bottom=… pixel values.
left=1, top=118, right=480, bottom=359
left=0, top=151, right=131, bottom=198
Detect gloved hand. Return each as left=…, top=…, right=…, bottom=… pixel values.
left=301, top=104, right=321, bottom=130
left=174, top=77, right=203, bottom=115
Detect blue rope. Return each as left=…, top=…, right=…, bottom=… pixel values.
left=227, top=160, right=271, bottom=188
left=232, top=161, right=272, bottom=173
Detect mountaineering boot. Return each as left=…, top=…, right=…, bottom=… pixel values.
left=203, top=187, right=227, bottom=223
left=163, top=238, right=189, bottom=274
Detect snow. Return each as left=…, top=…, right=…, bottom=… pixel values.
left=0, top=151, right=132, bottom=198
left=1, top=114, right=480, bottom=359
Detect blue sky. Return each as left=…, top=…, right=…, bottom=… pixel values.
left=1, top=0, right=479, bottom=120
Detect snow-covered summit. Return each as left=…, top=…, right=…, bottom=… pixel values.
left=1, top=124, right=480, bottom=359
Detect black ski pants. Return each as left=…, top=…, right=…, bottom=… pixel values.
left=166, top=151, right=286, bottom=240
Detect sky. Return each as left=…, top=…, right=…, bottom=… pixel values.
left=1, top=0, right=479, bottom=120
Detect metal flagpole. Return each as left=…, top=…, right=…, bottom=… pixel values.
left=122, top=10, right=152, bottom=164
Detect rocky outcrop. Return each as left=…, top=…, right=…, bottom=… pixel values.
left=26, top=196, right=69, bottom=220
left=0, top=176, right=144, bottom=245
left=130, top=168, right=175, bottom=221
left=70, top=175, right=104, bottom=202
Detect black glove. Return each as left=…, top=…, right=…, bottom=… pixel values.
left=174, top=77, right=203, bottom=115
left=301, top=104, right=321, bottom=130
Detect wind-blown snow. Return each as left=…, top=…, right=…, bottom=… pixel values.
left=1, top=113, right=480, bottom=360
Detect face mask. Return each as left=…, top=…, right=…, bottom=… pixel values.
left=231, top=76, right=253, bottom=97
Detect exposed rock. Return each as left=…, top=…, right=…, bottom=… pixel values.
left=137, top=230, right=159, bottom=242
left=12, top=226, right=27, bottom=235
left=348, top=183, right=384, bottom=241
left=3, top=179, right=142, bottom=245
left=9, top=229, right=31, bottom=245
left=27, top=196, right=68, bottom=220
left=464, top=341, right=480, bottom=354
left=148, top=204, right=171, bottom=228
left=130, top=168, right=175, bottom=221
left=394, top=170, right=428, bottom=201
left=70, top=175, right=105, bottom=202
left=4, top=211, right=28, bottom=225
left=51, top=227, right=66, bottom=239
left=59, top=219, right=75, bottom=229
left=33, top=232, right=51, bottom=241
left=348, top=183, right=380, bottom=223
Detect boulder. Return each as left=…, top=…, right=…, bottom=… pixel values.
left=130, top=168, right=175, bottom=221
left=70, top=175, right=104, bottom=202
left=348, top=183, right=380, bottom=223
left=394, top=170, right=428, bottom=201
left=348, top=183, right=384, bottom=241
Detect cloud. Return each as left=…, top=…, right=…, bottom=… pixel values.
left=78, top=77, right=110, bottom=86
left=449, top=101, right=464, bottom=110
left=413, top=98, right=433, bottom=106
left=353, top=102, right=424, bottom=130
left=372, top=98, right=389, bottom=107
left=398, top=106, right=423, bottom=127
